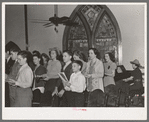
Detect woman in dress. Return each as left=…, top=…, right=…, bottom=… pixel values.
left=32, top=53, right=47, bottom=106
left=41, top=47, right=62, bottom=106
left=85, top=48, right=104, bottom=107
left=9, top=50, right=33, bottom=107
left=103, top=52, right=117, bottom=87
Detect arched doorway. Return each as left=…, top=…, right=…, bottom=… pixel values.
left=63, top=5, right=122, bottom=64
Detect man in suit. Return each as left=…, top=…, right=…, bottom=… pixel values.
left=5, top=49, right=15, bottom=75
left=5, top=49, right=15, bottom=107
left=6, top=47, right=21, bottom=107
left=5, top=41, right=20, bottom=76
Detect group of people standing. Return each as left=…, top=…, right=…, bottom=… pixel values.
left=5, top=45, right=143, bottom=107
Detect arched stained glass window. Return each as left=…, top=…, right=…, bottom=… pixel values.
left=94, top=13, right=118, bottom=62
left=81, top=5, right=102, bottom=30
left=67, top=16, right=89, bottom=58
left=63, top=5, right=122, bottom=64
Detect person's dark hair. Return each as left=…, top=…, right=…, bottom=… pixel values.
left=18, top=50, right=34, bottom=65
left=17, top=50, right=29, bottom=62
left=63, top=50, right=73, bottom=57
left=41, top=53, right=50, bottom=62
left=82, top=53, right=87, bottom=62
left=32, top=50, right=40, bottom=56
left=18, top=51, right=34, bottom=70
left=33, top=53, right=43, bottom=65
left=73, top=50, right=83, bottom=60
left=5, top=41, right=20, bottom=54
left=63, top=50, right=73, bottom=61
left=5, top=47, right=10, bottom=54
left=105, top=52, right=115, bottom=62
left=10, top=47, right=21, bottom=53
left=89, top=48, right=101, bottom=60
left=5, top=49, right=10, bottom=54
left=73, top=50, right=87, bottom=62
left=73, top=60, right=83, bottom=71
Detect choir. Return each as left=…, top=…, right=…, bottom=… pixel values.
left=5, top=46, right=144, bottom=107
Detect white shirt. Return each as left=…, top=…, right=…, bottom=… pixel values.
left=6, top=56, right=11, bottom=63
left=65, top=71, right=86, bottom=93
left=15, top=63, right=33, bottom=88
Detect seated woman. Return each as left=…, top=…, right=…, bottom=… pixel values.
left=103, top=52, right=117, bottom=92
left=123, top=59, right=143, bottom=102
left=8, top=51, right=33, bottom=107
left=32, top=53, right=47, bottom=106
left=41, top=47, right=62, bottom=106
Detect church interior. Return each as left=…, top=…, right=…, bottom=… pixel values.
left=4, top=4, right=146, bottom=108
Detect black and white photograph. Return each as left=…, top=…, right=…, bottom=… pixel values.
left=2, top=2, right=147, bottom=120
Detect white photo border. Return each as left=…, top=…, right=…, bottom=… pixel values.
left=2, top=2, right=147, bottom=120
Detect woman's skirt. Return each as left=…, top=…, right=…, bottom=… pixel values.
left=44, top=78, right=59, bottom=93
left=104, top=76, right=115, bottom=87
left=41, top=78, right=59, bottom=106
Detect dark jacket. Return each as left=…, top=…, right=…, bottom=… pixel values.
left=6, top=61, right=21, bottom=82
left=57, top=63, right=73, bottom=91
left=5, top=58, right=15, bottom=75
left=34, top=65, right=47, bottom=88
